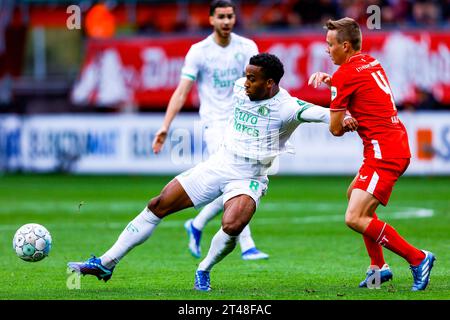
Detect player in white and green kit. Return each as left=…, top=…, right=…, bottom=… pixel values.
left=152, top=0, right=268, bottom=261
left=67, top=53, right=358, bottom=291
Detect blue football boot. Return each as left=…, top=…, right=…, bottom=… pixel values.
left=194, top=270, right=211, bottom=292
left=359, top=264, right=393, bottom=288
left=184, top=219, right=202, bottom=258
left=67, top=255, right=114, bottom=282
left=241, top=247, right=269, bottom=261
left=410, top=250, right=436, bottom=291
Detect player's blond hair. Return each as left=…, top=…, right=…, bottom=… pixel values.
left=325, top=17, right=362, bottom=51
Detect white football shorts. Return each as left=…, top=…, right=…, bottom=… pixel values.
left=176, top=147, right=269, bottom=209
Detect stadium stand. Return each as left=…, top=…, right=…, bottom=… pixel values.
left=0, top=0, right=449, bottom=114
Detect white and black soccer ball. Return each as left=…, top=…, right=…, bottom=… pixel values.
left=13, top=223, right=52, bottom=262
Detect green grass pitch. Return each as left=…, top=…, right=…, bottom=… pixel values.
left=0, top=174, right=448, bottom=300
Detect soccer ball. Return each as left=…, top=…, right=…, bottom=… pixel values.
left=13, top=223, right=52, bottom=262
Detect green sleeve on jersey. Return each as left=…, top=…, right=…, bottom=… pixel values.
left=295, top=99, right=313, bottom=122
left=181, top=73, right=196, bottom=81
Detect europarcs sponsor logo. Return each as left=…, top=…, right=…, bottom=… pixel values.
left=233, top=107, right=260, bottom=137
left=213, top=67, right=241, bottom=88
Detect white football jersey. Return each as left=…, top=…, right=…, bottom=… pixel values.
left=223, top=78, right=330, bottom=163
left=181, top=33, right=258, bottom=125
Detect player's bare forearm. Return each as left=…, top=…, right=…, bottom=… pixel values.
left=153, top=79, right=194, bottom=154
left=330, top=127, right=345, bottom=136
left=330, top=115, right=358, bottom=136
left=161, top=79, right=194, bottom=129
left=152, top=98, right=182, bottom=154
left=329, top=110, right=346, bottom=136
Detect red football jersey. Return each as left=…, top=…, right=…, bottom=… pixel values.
left=330, top=53, right=411, bottom=159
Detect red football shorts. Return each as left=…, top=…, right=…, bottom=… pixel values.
left=352, top=158, right=410, bottom=206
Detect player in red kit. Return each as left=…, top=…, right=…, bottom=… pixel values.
left=308, top=17, right=435, bottom=291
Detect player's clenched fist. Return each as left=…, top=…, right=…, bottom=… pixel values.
left=152, top=128, right=168, bottom=154
left=343, top=117, right=359, bottom=132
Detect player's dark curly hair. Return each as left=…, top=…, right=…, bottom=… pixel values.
left=209, top=0, right=235, bottom=16
left=249, top=53, right=284, bottom=85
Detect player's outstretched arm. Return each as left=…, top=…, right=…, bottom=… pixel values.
left=295, top=99, right=330, bottom=124
left=299, top=105, right=330, bottom=123
left=152, top=79, right=195, bottom=154
left=308, top=72, right=332, bottom=89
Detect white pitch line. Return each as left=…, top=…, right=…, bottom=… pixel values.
left=0, top=207, right=434, bottom=231
left=0, top=200, right=437, bottom=215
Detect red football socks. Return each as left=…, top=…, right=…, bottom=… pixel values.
left=362, top=213, right=386, bottom=268
left=364, top=217, right=425, bottom=266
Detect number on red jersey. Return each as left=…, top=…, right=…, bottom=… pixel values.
left=371, top=71, right=396, bottom=111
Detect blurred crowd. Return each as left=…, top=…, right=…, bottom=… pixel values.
left=262, top=0, right=450, bottom=29
left=280, top=0, right=449, bottom=28
left=134, top=0, right=450, bottom=33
